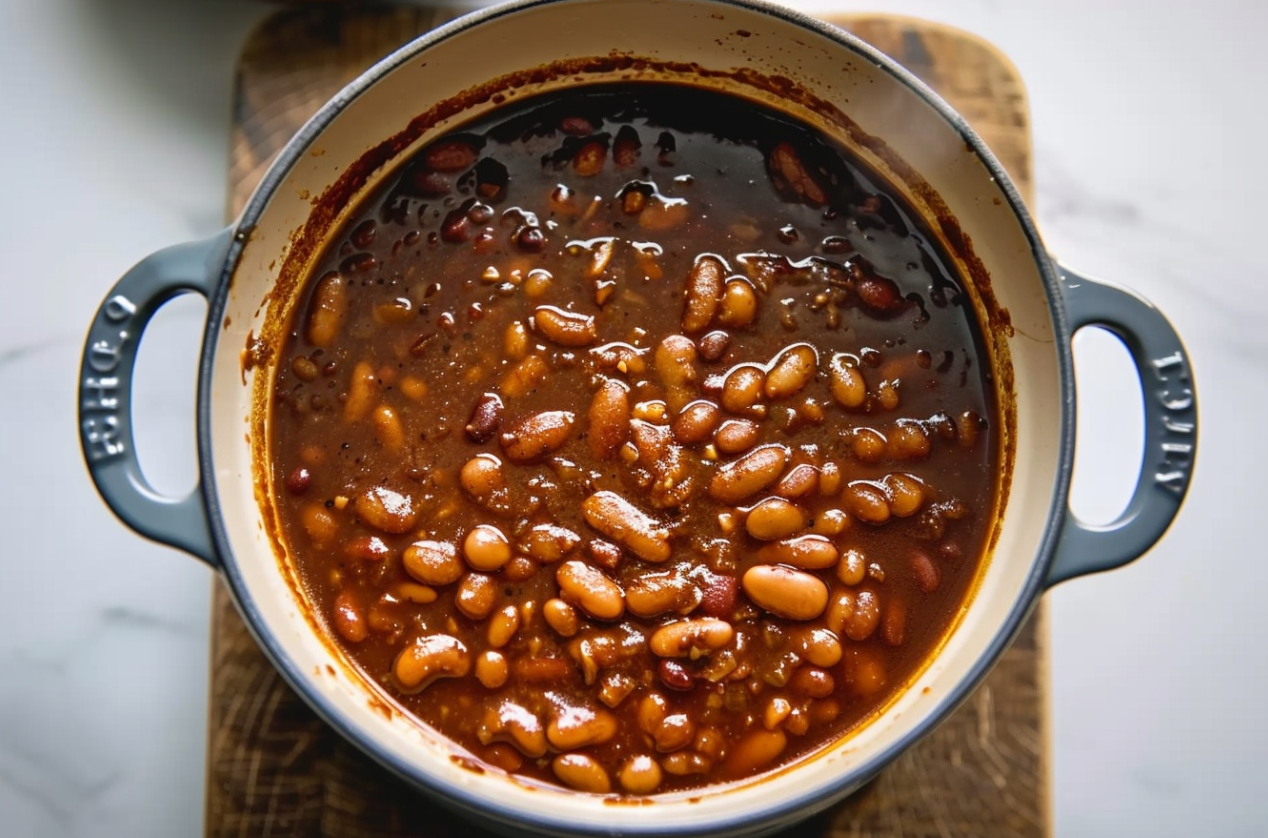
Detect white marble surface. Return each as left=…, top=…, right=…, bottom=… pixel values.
left=0, top=0, right=1262, bottom=835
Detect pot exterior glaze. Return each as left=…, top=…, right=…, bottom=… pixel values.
left=79, top=2, right=1197, bottom=836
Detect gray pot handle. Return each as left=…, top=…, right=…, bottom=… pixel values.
left=1045, top=263, right=1197, bottom=587
left=78, top=229, right=233, bottom=567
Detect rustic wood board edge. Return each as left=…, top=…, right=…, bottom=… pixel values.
left=208, top=8, right=1049, bottom=837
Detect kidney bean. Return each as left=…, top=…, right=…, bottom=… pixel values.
left=912, top=552, right=941, bottom=593
left=768, top=142, right=826, bottom=204
left=393, top=634, right=470, bottom=692
left=883, top=598, right=907, bottom=646
left=698, top=330, right=732, bottom=362
left=465, top=393, right=504, bottom=443
left=331, top=590, right=368, bottom=643
left=682, top=255, right=725, bottom=333
left=499, top=411, right=576, bottom=463
left=697, top=572, right=738, bottom=619
left=707, top=444, right=788, bottom=503
left=741, top=565, right=828, bottom=620
left=285, top=467, right=311, bottom=495
left=581, top=491, right=671, bottom=563
left=658, top=659, right=695, bottom=691
left=425, top=139, right=477, bottom=172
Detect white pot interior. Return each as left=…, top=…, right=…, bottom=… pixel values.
left=206, top=0, right=1063, bottom=832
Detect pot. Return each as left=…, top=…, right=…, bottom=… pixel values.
left=77, top=1, right=1197, bottom=835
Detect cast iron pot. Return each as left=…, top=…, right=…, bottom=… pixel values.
left=78, top=1, right=1198, bottom=835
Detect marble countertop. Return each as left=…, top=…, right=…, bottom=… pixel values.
left=1, top=0, right=1262, bottom=835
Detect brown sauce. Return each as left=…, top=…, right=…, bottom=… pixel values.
left=268, top=84, right=998, bottom=795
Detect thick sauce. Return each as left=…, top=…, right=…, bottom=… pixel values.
left=269, top=85, right=997, bottom=795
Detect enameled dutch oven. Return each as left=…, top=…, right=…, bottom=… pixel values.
left=78, top=1, right=1198, bottom=835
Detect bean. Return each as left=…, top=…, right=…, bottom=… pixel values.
left=828, top=354, right=866, bottom=408
left=305, top=272, right=346, bottom=348
left=456, top=573, right=498, bottom=620
left=698, top=572, right=739, bottom=619
left=810, top=508, right=850, bottom=537
left=774, top=463, right=819, bottom=499
left=543, top=598, right=580, bottom=637
left=404, top=541, right=465, bottom=586
left=285, top=466, right=311, bottom=496
left=482, top=700, right=548, bottom=757
left=851, top=427, right=887, bottom=463
left=355, top=486, right=418, bottom=534
left=798, top=627, right=843, bottom=667
left=884, top=472, right=926, bottom=517
left=475, top=650, right=509, bottom=688
left=343, top=360, right=378, bottom=422
left=372, top=405, right=406, bottom=451
left=573, top=141, right=607, bottom=177
left=957, top=410, right=983, bottom=448
left=745, top=498, right=807, bottom=541
left=654, top=713, right=696, bottom=753
left=396, top=582, right=438, bottom=604
left=393, top=634, right=470, bottom=692
left=682, top=255, right=725, bottom=333
left=714, top=418, right=760, bottom=454
left=618, top=755, right=663, bottom=794
left=486, top=604, right=521, bottom=649
left=790, top=666, right=835, bottom=699
left=500, top=354, right=548, bottom=398
left=637, top=692, right=668, bottom=734
left=291, top=355, right=318, bottom=382
left=877, top=378, right=900, bottom=410
left=547, top=706, right=618, bottom=750
left=721, top=365, right=765, bottom=415
left=661, top=752, right=714, bottom=776
left=708, top=444, right=788, bottom=503
left=587, top=379, right=630, bottom=459
left=343, top=535, right=390, bottom=562
left=581, top=491, right=671, bottom=563
left=504, top=320, right=529, bottom=361
left=300, top=504, right=337, bottom=545
left=888, top=421, right=931, bottom=459
left=718, top=279, right=758, bottom=328
left=331, top=590, right=368, bottom=643
left=756, top=534, right=838, bottom=569
left=552, top=753, right=611, bottom=794
left=463, top=524, right=512, bottom=571
left=424, top=139, right=477, bottom=171
left=626, top=572, right=702, bottom=617
left=818, top=461, right=842, bottom=495
left=912, top=551, right=940, bottom=593
left=764, top=697, right=792, bottom=730
left=672, top=400, right=722, bottom=444
left=769, top=142, right=827, bottom=204
left=844, top=481, right=891, bottom=525
left=846, top=649, right=887, bottom=696
left=855, top=273, right=904, bottom=316
left=587, top=538, right=623, bottom=570
left=499, top=410, right=575, bottom=463
left=649, top=618, right=733, bottom=657
left=837, top=548, right=867, bottom=586
left=459, top=454, right=505, bottom=498
left=845, top=590, right=880, bottom=641
left=658, top=659, right=694, bottom=691
left=698, top=330, right=731, bottom=362
left=482, top=743, right=523, bottom=773
left=556, top=561, right=624, bottom=620
left=723, top=729, right=787, bottom=779
left=521, top=524, right=580, bottom=563
left=883, top=598, right=907, bottom=646
left=534, top=305, right=598, bottom=346
left=741, top=565, right=828, bottom=620
left=464, top=392, right=504, bottom=443
left=764, top=344, right=818, bottom=399
left=503, top=555, right=538, bottom=582
left=654, top=334, right=699, bottom=390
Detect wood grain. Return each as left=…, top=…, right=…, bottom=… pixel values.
left=209, top=9, right=1047, bottom=837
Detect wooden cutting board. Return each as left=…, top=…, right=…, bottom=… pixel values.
left=209, top=8, right=1047, bottom=836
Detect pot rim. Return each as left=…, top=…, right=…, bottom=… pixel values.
left=199, top=0, right=1074, bottom=831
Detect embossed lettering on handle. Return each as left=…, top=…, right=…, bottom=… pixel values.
left=78, top=229, right=234, bottom=566
left=1046, top=264, right=1198, bottom=587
